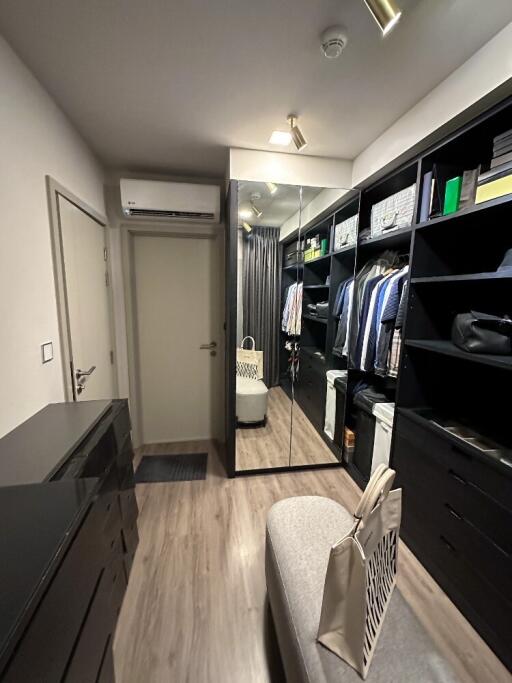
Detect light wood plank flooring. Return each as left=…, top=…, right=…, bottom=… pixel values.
left=236, top=386, right=338, bottom=471
left=114, top=442, right=511, bottom=683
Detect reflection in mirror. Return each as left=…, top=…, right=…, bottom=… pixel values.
left=290, top=187, right=360, bottom=467
left=235, top=181, right=300, bottom=471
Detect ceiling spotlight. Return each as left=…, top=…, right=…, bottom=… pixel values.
left=250, top=201, right=262, bottom=219
left=321, top=26, right=348, bottom=59
left=239, top=208, right=252, bottom=219
left=242, top=222, right=252, bottom=233
left=287, top=115, right=308, bottom=151
left=266, top=182, right=278, bottom=195
left=364, top=0, right=402, bottom=35
left=269, top=130, right=292, bottom=146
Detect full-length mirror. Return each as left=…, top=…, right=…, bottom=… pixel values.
left=235, top=181, right=300, bottom=471
left=234, top=180, right=360, bottom=473
left=290, top=187, right=360, bottom=466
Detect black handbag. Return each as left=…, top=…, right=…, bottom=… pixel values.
left=451, top=311, right=512, bottom=354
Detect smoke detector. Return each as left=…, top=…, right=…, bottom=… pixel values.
left=321, top=26, right=348, bottom=59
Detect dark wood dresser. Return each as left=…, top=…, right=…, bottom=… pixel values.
left=0, top=400, right=138, bottom=682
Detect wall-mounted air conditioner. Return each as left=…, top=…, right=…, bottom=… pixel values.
left=120, top=178, right=220, bottom=222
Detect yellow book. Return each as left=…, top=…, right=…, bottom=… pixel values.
left=475, top=174, right=512, bottom=204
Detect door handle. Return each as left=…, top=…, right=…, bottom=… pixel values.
left=76, top=365, right=96, bottom=380
left=200, top=342, right=217, bottom=350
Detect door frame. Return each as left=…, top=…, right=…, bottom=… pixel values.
left=46, top=176, right=118, bottom=401
left=121, top=222, right=221, bottom=448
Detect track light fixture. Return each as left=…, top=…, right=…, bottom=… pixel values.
left=266, top=182, right=278, bottom=195
left=363, top=0, right=402, bottom=35
left=250, top=193, right=263, bottom=218
left=242, top=222, right=252, bottom=233
left=287, top=115, right=308, bottom=151
left=250, top=201, right=263, bottom=219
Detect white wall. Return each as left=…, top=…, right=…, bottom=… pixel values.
left=352, top=22, right=512, bottom=187
left=229, top=148, right=352, bottom=189
left=0, top=36, right=106, bottom=437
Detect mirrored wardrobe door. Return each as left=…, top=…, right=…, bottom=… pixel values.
left=234, top=181, right=300, bottom=472
left=289, top=187, right=360, bottom=467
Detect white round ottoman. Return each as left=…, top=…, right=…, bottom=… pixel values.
left=236, top=377, right=269, bottom=425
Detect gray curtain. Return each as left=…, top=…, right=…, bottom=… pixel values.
left=243, top=227, right=281, bottom=387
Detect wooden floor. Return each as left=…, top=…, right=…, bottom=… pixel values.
left=113, top=441, right=511, bottom=683
left=236, top=386, right=338, bottom=471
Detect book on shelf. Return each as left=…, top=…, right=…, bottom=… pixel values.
left=493, top=140, right=512, bottom=156
left=494, top=128, right=512, bottom=144
left=419, top=170, right=433, bottom=222
left=478, top=159, right=512, bottom=184
left=475, top=173, right=512, bottom=204
left=443, top=176, right=463, bottom=215
left=491, top=150, right=512, bottom=169
left=458, top=167, right=480, bottom=210
left=426, top=163, right=460, bottom=219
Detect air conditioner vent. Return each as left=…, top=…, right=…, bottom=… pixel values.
left=125, top=208, right=215, bottom=220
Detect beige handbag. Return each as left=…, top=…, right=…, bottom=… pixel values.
left=236, top=336, right=264, bottom=380
left=317, top=464, right=402, bottom=679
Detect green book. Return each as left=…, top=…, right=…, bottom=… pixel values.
left=443, top=176, right=462, bottom=215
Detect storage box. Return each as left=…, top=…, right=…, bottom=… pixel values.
left=370, top=184, right=416, bottom=237
left=334, top=214, right=358, bottom=251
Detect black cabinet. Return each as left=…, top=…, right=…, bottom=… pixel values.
left=0, top=400, right=138, bottom=682
left=295, top=349, right=326, bottom=431
left=393, top=411, right=512, bottom=669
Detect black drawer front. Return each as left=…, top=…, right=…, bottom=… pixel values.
left=397, top=412, right=512, bottom=511
left=402, top=505, right=512, bottom=661
left=64, top=538, right=126, bottom=683
left=120, top=488, right=138, bottom=526
left=113, top=400, right=131, bottom=450
left=3, top=496, right=115, bottom=682
left=117, top=433, right=135, bottom=468
left=96, top=636, right=115, bottom=683
left=394, top=414, right=512, bottom=554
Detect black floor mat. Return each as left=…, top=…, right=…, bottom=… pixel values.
left=135, top=453, right=207, bottom=483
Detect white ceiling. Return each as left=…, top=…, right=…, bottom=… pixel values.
left=1, top=0, right=511, bottom=178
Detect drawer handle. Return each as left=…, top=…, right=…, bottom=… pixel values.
left=446, top=504, right=462, bottom=521
left=448, top=469, right=466, bottom=485
left=440, top=535, right=456, bottom=553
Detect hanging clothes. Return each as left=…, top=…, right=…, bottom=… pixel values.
left=359, top=270, right=398, bottom=371
left=281, top=282, right=303, bottom=336
left=375, top=267, right=409, bottom=376
left=386, top=280, right=409, bottom=377
left=332, top=277, right=354, bottom=357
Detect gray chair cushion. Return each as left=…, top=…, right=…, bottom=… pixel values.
left=266, top=496, right=459, bottom=683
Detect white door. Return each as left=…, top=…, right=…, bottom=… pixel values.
left=59, top=196, right=115, bottom=400
left=133, top=233, right=220, bottom=444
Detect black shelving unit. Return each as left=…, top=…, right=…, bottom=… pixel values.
left=392, top=95, right=512, bottom=672
left=277, top=94, right=512, bottom=673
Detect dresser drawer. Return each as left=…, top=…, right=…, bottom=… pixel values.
left=395, top=411, right=512, bottom=511
left=120, top=488, right=138, bottom=526
left=113, top=400, right=131, bottom=450
left=402, top=504, right=512, bottom=661
left=2, top=497, right=112, bottom=682
left=394, top=413, right=512, bottom=554
left=64, top=537, right=126, bottom=683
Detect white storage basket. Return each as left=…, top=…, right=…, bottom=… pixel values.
left=334, top=214, right=358, bottom=251
left=370, top=184, right=416, bottom=238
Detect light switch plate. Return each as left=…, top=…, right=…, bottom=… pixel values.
left=41, top=341, right=53, bottom=364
